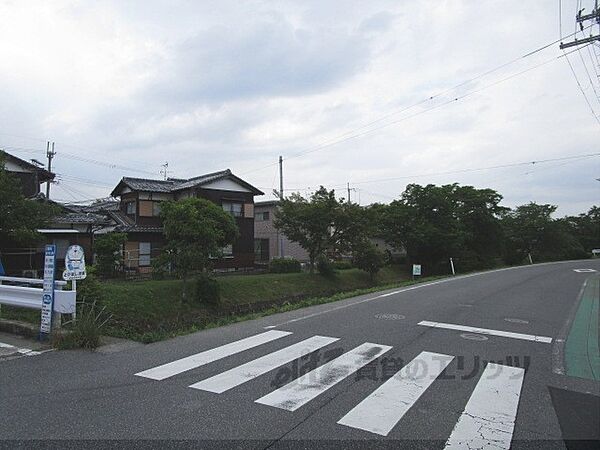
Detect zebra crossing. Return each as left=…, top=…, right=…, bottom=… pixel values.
left=135, top=330, right=526, bottom=448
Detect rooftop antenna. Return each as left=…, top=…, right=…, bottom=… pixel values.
left=160, top=162, right=170, bottom=180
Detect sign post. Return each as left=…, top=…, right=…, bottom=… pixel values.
left=412, top=264, right=422, bottom=281
left=39, top=244, right=56, bottom=340
left=63, top=245, right=86, bottom=320
left=450, top=257, right=455, bottom=276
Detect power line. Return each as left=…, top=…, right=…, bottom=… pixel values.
left=285, top=152, right=600, bottom=190
left=241, top=29, right=596, bottom=176
left=564, top=50, right=600, bottom=124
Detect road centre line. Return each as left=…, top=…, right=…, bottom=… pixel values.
left=263, top=260, right=588, bottom=329
left=418, top=320, right=552, bottom=343
left=135, top=330, right=292, bottom=380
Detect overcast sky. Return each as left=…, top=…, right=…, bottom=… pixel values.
left=0, top=0, right=599, bottom=216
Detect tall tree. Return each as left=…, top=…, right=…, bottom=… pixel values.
left=158, top=197, right=238, bottom=300
left=274, top=187, right=370, bottom=272
left=380, top=183, right=505, bottom=273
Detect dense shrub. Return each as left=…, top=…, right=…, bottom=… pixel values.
left=269, top=257, right=302, bottom=273
left=194, top=273, right=221, bottom=306
left=75, top=267, right=104, bottom=304
left=332, top=260, right=353, bottom=270
left=316, top=256, right=336, bottom=277
left=353, top=243, right=385, bottom=281
left=94, top=233, right=127, bottom=278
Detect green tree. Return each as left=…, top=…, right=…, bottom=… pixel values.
left=0, top=155, right=58, bottom=249
left=353, top=242, right=385, bottom=282
left=502, top=202, right=588, bottom=264
left=274, top=187, right=370, bottom=272
left=380, top=184, right=506, bottom=273
left=158, top=197, right=238, bottom=300
left=94, top=232, right=127, bottom=278
left=563, top=206, right=600, bottom=255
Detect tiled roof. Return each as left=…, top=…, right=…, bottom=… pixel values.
left=120, top=177, right=175, bottom=193
left=170, top=169, right=231, bottom=191
left=111, top=169, right=264, bottom=196
left=0, top=150, right=55, bottom=183
left=54, top=212, right=110, bottom=225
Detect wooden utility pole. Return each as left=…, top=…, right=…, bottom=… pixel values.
left=45, top=141, right=55, bottom=200
left=560, top=1, right=600, bottom=49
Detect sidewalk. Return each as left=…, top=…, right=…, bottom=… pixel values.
left=0, top=331, right=52, bottom=360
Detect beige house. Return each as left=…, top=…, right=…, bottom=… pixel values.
left=254, top=200, right=309, bottom=263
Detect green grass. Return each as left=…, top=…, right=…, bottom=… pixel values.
left=1, top=266, right=445, bottom=343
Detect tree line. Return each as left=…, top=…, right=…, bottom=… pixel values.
left=275, top=184, right=598, bottom=275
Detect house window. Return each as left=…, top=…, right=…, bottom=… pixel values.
left=139, top=242, right=151, bottom=266
left=222, top=201, right=243, bottom=217
left=254, top=239, right=270, bottom=261
left=152, top=202, right=162, bottom=217
left=256, top=211, right=270, bottom=221
left=126, top=201, right=136, bottom=215
left=222, top=244, right=233, bottom=257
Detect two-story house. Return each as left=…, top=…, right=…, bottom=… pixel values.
left=109, top=169, right=263, bottom=273
left=0, top=150, right=54, bottom=197
left=254, top=200, right=309, bottom=264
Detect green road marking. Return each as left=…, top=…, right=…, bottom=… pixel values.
left=565, top=275, right=600, bottom=381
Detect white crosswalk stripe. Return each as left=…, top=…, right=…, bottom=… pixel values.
left=337, top=351, right=454, bottom=436
left=189, top=335, right=339, bottom=393
left=444, top=363, right=525, bottom=450
left=134, top=333, right=527, bottom=447
left=135, top=330, right=292, bottom=380
left=255, top=342, right=392, bottom=411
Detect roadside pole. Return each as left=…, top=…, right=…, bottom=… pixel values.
left=450, top=257, right=456, bottom=275
left=39, top=244, right=57, bottom=341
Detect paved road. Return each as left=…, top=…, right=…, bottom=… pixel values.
left=1, top=260, right=599, bottom=449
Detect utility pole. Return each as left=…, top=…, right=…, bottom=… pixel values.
left=278, top=155, right=284, bottom=258
left=160, top=162, right=169, bottom=180
left=347, top=182, right=351, bottom=204
left=45, top=141, right=55, bottom=200
left=560, top=1, right=600, bottom=49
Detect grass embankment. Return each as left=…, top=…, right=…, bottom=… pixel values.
left=1, top=266, right=443, bottom=343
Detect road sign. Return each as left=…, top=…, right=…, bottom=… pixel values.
left=412, top=264, right=422, bottom=276
left=39, top=244, right=56, bottom=337
left=63, top=245, right=86, bottom=281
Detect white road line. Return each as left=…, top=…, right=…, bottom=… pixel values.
left=418, top=320, right=553, bottom=343
left=338, top=351, right=454, bottom=436
left=444, top=363, right=525, bottom=450
left=263, top=259, right=588, bottom=328
left=189, top=335, right=339, bottom=393
left=255, top=342, right=392, bottom=411
left=135, top=330, right=292, bottom=381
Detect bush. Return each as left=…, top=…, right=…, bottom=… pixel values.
left=316, top=255, right=336, bottom=277
left=53, top=301, right=110, bottom=350
left=94, top=233, right=127, bottom=278
left=332, top=260, right=353, bottom=270
left=353, top=243, right=386, bottom=281
left=75, top=268, right=104, bottom=304
left=194, top=273, right=221, bottom=306
left=269, top=257, right=302, bottom=273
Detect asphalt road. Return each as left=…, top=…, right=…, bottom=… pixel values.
left=1, top=260, right=599, bottom=449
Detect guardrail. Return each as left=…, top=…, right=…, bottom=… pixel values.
left=0, top=276, right=76, bottom=317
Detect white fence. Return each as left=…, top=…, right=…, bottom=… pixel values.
left=0, top=276, right=76, bottom=314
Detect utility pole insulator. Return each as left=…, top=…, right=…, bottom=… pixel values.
left=560, top=34, right=600, bottom=49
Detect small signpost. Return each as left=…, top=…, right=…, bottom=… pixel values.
left=39, top=244, right=56, bottom=340
left=412, top=264, right=422, bottom=280
left=63, top=245, right=86, bottom=320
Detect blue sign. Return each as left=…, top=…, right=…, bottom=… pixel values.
left=39, top=244, right=56, bottom=339
left=0, top=257, right=5, bottom=276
